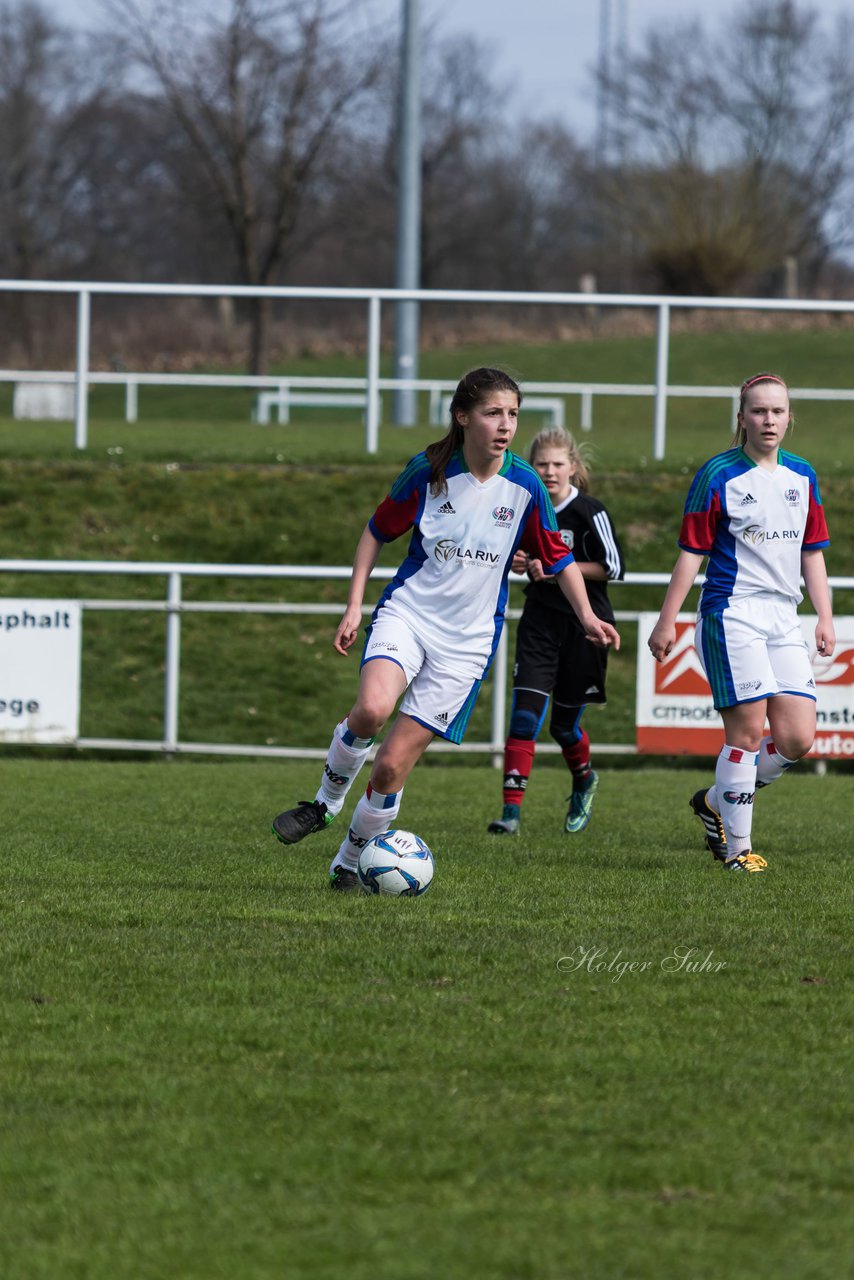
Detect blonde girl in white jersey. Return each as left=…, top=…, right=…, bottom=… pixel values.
left=648, top=373, right=834, bottom=873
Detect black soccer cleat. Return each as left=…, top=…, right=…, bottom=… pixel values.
left=272, top=799, right=333, bottom=846
left=329, top=864, right=361, bottom=893
left=689, top=789, right=727, bottom=859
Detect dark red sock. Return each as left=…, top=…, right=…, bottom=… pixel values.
left=561, top=729, right=592, bottom=784
left=502, top=737, right=535, bottom=808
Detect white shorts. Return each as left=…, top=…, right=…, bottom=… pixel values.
left=694, top=594, right=815, bottom=709
left=361, top=607, right=487, bottom=744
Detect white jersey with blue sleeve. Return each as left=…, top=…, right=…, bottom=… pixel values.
left=368, top=449, right=574, bottom=668
left=678, top=447, right=830, bottom=616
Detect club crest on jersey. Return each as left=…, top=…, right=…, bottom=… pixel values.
left=560, top=529, right=574, bottom=549
left=492, top=505, right=515, bottom=525
left=784, top=488, right=800, bottom=504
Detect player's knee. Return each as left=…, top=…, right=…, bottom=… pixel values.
left=348, top=696, right=390, bottom=738
left=369, top=757, right=405, bottom=794
left=775, top=730, right=813, bottom=761
left=549, top=721, right=582, bottom=749
left=508, top=707, right=540, bottom=741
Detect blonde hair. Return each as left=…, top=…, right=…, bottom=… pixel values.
left=528, top=425, right=591, bottom=493
left=733, top=372, right=793, bottom=447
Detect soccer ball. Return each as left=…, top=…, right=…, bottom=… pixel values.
left=356, top=829, right=435, bottom=897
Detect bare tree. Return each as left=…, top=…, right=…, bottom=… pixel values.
left=102, top=0, right=388, bottom=372
left=597, top=1, right=854, bottom=294
left=0, top=1, right=121, bottom=357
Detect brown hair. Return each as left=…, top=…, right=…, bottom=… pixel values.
left=734, top=372, right=793, bottom=447
left=425, top=367, right=522, bottom=496
left=528, top=425, right=591, bottom=493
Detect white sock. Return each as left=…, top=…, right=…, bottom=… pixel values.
left=332, top=783, right=403, bottom=870
left=315, top=719, right=375, bottom=816
left=756, top=735, right=797, bottom=789
left=714, top=744, right=759, bottom=856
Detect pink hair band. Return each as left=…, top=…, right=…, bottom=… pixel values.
left=742, top=374, right=787, bottom=391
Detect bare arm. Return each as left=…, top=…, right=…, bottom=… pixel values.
left=554, top=560, right=620, bottom=650
left=526, top=555, right=608, bottom=583
left=648, top=549, right=704, bottom=662
left=333, top=524, right=383, bottom=655
left=802, top=548, right=836, bottom=657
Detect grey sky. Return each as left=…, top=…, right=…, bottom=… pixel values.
left=40, top=0, right=854, bottom=142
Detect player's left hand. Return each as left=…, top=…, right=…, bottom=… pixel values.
left=815, top=621, right=836, bottom=658
left=586, top=619, right=620, bottom=650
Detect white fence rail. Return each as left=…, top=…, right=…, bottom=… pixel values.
left=1, top=559, right=851, bottom=762
left=5, top=279, right=854, bottom=457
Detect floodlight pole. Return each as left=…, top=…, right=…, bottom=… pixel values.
left=393, top=0, right=421, bottom=426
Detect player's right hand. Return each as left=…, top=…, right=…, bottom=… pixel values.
left=333, top=605, right=363, bottom=655
left=647, top=619, right=674, bottom=663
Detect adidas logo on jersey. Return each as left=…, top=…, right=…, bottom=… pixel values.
left=437, top=501, right=456, bottom=514
left=740, top=492, right=757, bottom=505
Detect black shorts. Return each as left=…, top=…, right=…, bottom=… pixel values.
left=512, top=597, right=610, bottom=706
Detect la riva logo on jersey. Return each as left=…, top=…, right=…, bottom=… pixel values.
left=492, top=505, right=514, bottom=525
left=743, top=524, right=801, bottom=544
left=434, top=539, right=500, bottom=566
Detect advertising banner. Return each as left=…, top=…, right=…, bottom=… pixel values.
left=636, top=613, right=854, bottom=759
left=0, top=600, right=82, bottom=744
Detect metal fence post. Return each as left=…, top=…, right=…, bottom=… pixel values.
left=164, top=571, right=182, bottom=752
left=653, top=302, right=670, bottom=461
left=580, top=388, right=593, bottom=432
left=366, top=296, right=381, bottom=454
left=490, top=626, right=509, bottom=768
left=74, top=289, right=91, bottom=450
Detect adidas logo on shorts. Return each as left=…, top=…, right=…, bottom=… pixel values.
left=435, top=711, right=449, bottom=724
left=437, top=501, right=456, bottom=514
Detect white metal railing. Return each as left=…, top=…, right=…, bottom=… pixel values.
left=8, top=368, right=854, bottom=452
left=1, top=559, right=851, bottom=762
left=5, top=279, right=854, bottom=457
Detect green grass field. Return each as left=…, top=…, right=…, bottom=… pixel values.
left=1, top=757, right=852, bottom=1279
left=1, top=326, right=853, bottom=1276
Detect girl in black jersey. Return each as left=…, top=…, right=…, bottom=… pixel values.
left=488, top=427, right=625, bottom=836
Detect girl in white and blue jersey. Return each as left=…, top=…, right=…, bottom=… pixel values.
left=648, top=373, right=835, bottom=873
left=272, top=367, right=621, bottom=890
